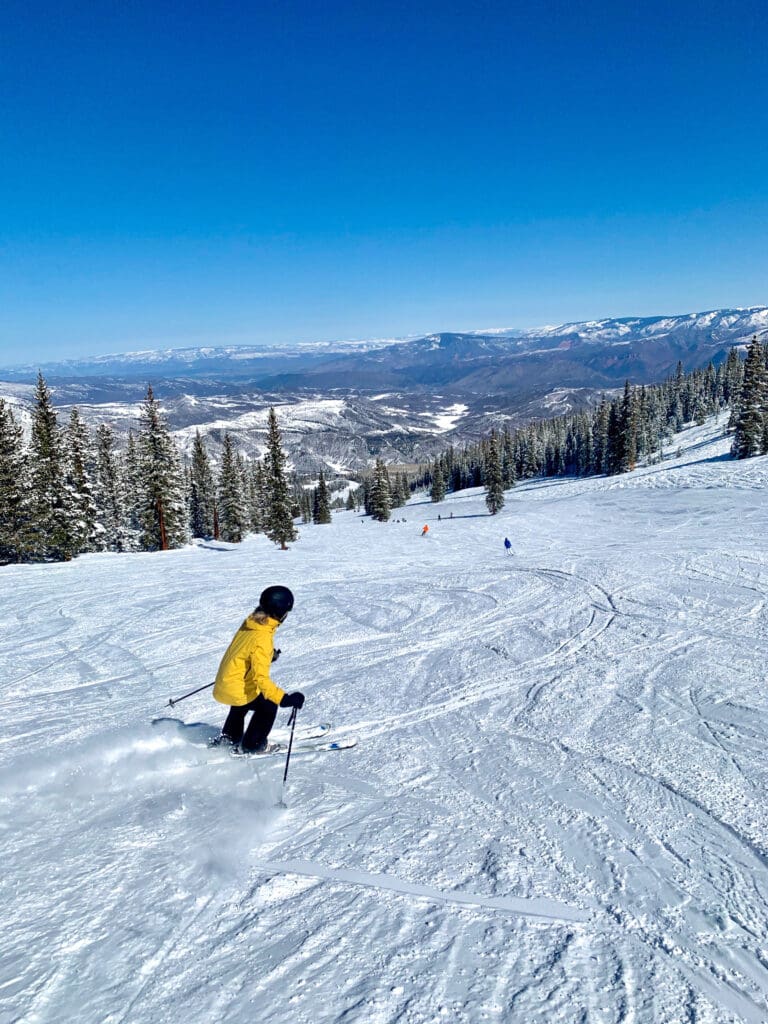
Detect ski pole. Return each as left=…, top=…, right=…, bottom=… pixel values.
left=280, top=707, right=299, bottom=805
left=166, top=681, right=214, bottom=708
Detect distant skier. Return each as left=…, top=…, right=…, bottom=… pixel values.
left=421, top=524, right=429, bottom=537
left=212, top=585, right=305, bottom=754
left=504, top=537, right=512, bottom=555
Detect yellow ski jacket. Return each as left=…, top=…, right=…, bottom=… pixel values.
left=213, top=615, right=286, bottom=707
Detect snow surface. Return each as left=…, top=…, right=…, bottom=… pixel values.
left=173, top=398, right=349, bottom=442
left=3, top=416, right=768, bottom=1022
left=420, top=404, right=469, bottom=433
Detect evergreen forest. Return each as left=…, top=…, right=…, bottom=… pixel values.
left=1, top=339, right=766, bottom=564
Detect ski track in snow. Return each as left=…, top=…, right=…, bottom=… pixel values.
left=3, top=416, right=768, bottom=1022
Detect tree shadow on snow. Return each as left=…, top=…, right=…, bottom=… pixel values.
left=428, top=513, right=491, bottom=520
left=673, top=450, right=732, bottom=467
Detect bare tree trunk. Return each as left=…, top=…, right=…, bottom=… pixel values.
left=157, top=497, right=168, bottom=551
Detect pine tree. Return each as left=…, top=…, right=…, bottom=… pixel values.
left=217, top=433, right=249, bottom=542
left=502, top=429, right=516, bottom=487
left=94, top=424, right=128, bottom=551
left=189, top=430, right=216, bottom=538
left=430, top=461, right=446, bottom=502
left=300, top=487, right=313, bottom=523
left=313, top=470, right=332, bottom=524
left=64, top=408, right=99, bottom=554
left=0, top=399, right=31, bottom=562
left=123, top=431, right=144, bottom=549
left=264, top=407, right=298, bottom=549
left=484, top=432, right=505, bottom=515
left=732, top=336, right=768, bottom=459
left=399, top=472, right=411, bottom=504
left=615, top=381, right=638, bottom=473
left=592, top=399, right=610, bottom=474
left=28, top=372, right=76, bottom=560
left=390, top=472, right=405, bottom=509
left=246, top=463, right=260, bottom=532
left=137, top=385, right=188, bottom=551
left=370, top=459, right=391, bottom=521
left=723, top=347, right=744, bottom=418
left=248, top=461, right=269, bottom=534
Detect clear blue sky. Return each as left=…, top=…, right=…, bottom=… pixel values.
left=1, top=0, right=767, bottom=363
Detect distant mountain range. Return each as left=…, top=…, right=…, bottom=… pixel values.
left=2, top=306, right=766, bottom=388
left=2, top=307, right=765, bottom=475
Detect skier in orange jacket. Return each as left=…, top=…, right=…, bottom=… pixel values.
left=421, top=524, right=429, bottom=537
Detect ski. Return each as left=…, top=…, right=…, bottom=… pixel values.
left=151, top=717, right=332, bottom=748
left=236, top=735, right=357, bottom=757
left=199, top=735, right=358, bottom=766
left=273, top=721, right=332, bottom=743
left=291, top=736, right=357, bottom=754
left=208, top=722, right=333, bottom=749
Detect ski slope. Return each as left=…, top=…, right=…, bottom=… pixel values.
left=3, top=414, right=768, bottom=1023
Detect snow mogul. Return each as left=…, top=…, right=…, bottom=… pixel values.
left=212, top=586, right=305, bottom=754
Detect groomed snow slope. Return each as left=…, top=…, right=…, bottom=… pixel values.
left=3, top=415, right=768, bottom=1023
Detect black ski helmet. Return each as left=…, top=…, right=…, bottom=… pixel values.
left=259, top=585, right=294, bottom=621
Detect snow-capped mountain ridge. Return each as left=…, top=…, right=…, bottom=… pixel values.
left=2, top=306, right=765, bottom=379
left=0, top=335, right=420, bottom=376
left=530, top=306, right=768, bottom=344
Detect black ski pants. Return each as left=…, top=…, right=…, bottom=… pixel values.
left=222, top=694, right=278, bottom=752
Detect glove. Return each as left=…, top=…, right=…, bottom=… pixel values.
left=272, top=648, right=281, bottom=664
left=280, top=691, right=305, bottom=710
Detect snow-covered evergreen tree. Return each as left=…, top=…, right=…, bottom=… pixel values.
left=388, top=471, right=408, bottom=509
left=299, top=487, right=312, bottom=523
left=731, top=336, right=767, bottom=459
left=189, top=430, right=216, bottom=539
left=122, top=431, right=144, bottom=549
left=136, top=385, right=188, bottom=551
left=28, top=373, right=76, bottom=561
left=217, top=433, right=249, bottom=542
left=94, top=424, right=128, bottom=551
left=0, top=399, right=31, bottom=563
left=399, top=472, right=411, bottom=505
left=313, top=470, right=332, bottom=524
left=484, top=432, right=505, bottom=515
left=430, top=461, right=446, bottom=502
left=247, top=461, right=268, bottom=534
left=502, top=429, right=516, bottom=488
left=64, top=408, right=99, bottom=554
left=264, top=407, right=298, bottom=549
left=370, top=459, right=391, bottom=522
left=723, top=347, right=745, bottom=421
left=608, top=381, right=637, bottom=475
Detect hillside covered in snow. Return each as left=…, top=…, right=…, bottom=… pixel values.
left=3, top=416, right=768, bottom=1023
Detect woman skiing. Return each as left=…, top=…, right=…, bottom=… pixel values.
left=213, top=585, right=305, bottom=754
